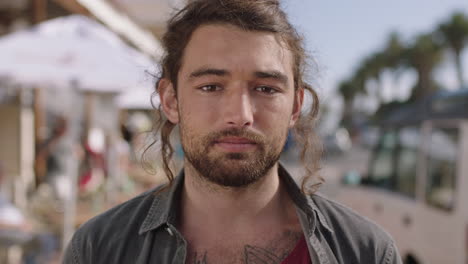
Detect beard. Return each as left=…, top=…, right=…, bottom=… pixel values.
left=180, top=126, right=287, bottom=188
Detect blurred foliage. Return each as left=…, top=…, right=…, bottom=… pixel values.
left=437, top=12, right=468, bottom=87
left=338, top=11, right=468, bottom=129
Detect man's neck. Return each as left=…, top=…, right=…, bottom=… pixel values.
left=178, top=162, right=303, bottom=264
left=179, top=162, right=299, bottom=237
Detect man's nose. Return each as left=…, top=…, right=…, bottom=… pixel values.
left=223, top=90, right=254, bottom=128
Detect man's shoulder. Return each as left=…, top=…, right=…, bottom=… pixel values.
left=64, top=185, right=166, bottom=263
left=309, top=193, right=400, bottom=263
left=311, top=193, right=393, bottom=239
left=312, top=193, right=382, bottom=230
left=81, top=185, right=167, bottom=234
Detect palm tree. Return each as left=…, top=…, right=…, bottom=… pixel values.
left=352, top=52, right=387, bottom=103
left=352, top=33, right=405, bottom=104
left=438, top=12, right=468, bottom=87
left=338, top=79, right=361, bottom=129
left=383, top=32, right=405, bottom=74
left=381, top=32, right=406, bottom=100
left=403, top=33, right=444, bottom=100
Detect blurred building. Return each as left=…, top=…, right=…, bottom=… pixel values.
left=0, top=1, right=175, bottom=255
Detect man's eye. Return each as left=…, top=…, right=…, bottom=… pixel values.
left=199, top=85, right=221, bottom=92
left=255, top=86, right=277, bottom=94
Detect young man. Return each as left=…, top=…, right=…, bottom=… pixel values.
left=64, top=1, right=402, bottom=263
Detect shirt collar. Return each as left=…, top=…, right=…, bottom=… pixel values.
left=139, top=163, right=333, bottom=235
left=139, top=172, right=184, bottom=235
left=278, top=164, right=334, bottom=234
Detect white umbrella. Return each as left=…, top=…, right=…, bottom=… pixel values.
left=0, top=15, right=156, bottom=92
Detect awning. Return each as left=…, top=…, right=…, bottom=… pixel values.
left=77, top=0, right=163, bottom=59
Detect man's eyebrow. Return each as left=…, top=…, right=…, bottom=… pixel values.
left=254, top=71, right=289, bottom=85
left=189, top=68, right=229, bottom=79
left=188, top=68, right=289, bottom=85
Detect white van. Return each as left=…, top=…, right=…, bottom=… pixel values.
left=334, top=89, right=468, bottom=264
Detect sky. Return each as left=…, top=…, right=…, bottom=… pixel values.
left=284, top=0, right=468, bottom=100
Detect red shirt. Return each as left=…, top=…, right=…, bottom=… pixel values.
left=281, top=236, right=311, bottom=264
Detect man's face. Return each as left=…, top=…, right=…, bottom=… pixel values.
left=161, top=24, right=302, bottom=187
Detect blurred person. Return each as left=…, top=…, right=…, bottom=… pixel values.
left=119, top=111, right=134, bottom=145
left=64, top=1, right=402, bottom=263
left=78, top=137, right=106, bottom=195
left=34, top=116, right=70, bottom=200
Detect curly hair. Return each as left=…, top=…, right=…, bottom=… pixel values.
left=143, top=0, right=323, bottom=193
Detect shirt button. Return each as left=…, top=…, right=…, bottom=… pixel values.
left=166, top=227, right=174, bottom=236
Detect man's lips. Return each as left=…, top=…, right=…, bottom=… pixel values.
left=214, top=137, right=257, bottom=151
left=215, top=137, right=256, bottom=144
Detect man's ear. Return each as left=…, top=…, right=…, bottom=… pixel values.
left=290, top=88, right=304, bottom=127
left=158, top=78, right=179, bottom=124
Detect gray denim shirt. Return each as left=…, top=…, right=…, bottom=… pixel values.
left=63, top=165, right=402, bottom=264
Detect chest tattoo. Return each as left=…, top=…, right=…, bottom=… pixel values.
left=190, top=245, right=286, bottom=264
left=191, top=251, right=208, bottom=264
left=187, top=230, right=302, bottom=264
left=243, top=245, right=284, bottom=263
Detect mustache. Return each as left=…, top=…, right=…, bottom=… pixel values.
left=206, top=128, right=265, bottom=145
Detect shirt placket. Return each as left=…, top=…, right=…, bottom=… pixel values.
left=168, top=225, right=187, bottom=264
left=297, top=207, right=338, bottom=264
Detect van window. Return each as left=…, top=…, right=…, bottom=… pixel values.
left=367, top=127, right=419, bottom=197
left=395, top=127, right=419, bottom=198
left=368, top=130, right=397, bottom=189
left=426, top=127, right=458, bottom=211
